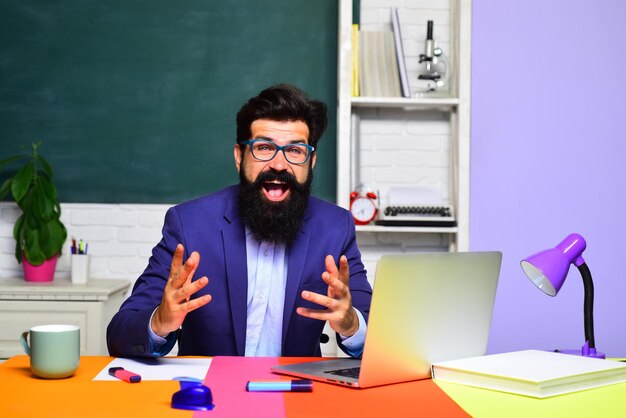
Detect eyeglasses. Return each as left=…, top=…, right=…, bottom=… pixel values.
left=240, top=139, right=315, bottom=165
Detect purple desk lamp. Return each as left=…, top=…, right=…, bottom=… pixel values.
left=520, top=233, right=605, bottom=358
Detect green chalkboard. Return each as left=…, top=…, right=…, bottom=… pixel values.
left=0, top=0, right=339, bottom=204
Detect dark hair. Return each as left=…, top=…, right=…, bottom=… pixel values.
left=236, top=84, right=328, bottom=149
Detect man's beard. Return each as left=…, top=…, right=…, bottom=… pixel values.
left=237, top=168, right=313, bottom=244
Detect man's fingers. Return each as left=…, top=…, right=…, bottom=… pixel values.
left=338, top=255, right=350, bottom=284
left=299, top=255, right=354, bottom=335
left=181, top=251, right=200, bottom=282
left=324, top=255, right=338, bottom=276
left=153, top=288, right=212, bottom=336
left=169, top=244, right=185, bottom=280
left=321, top=270, right=348, bottom=298
left=175, top=276, right=209, bottom=303
left=323, top=254, right=350, bottom=285
left=302, top=290, right=337, bottom=309
left=182, top=293, right=212, bottom=313
left=296, top=306, right=331, bottom=321
left=183, top=253, right=200, bottom=287
left=170, top=249, right=200, bottom=289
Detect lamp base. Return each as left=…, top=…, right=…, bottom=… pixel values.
left=553, top=342, right=605, bottom=359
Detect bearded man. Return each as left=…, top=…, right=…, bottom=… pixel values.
left=107, top=84, right=373, bottom=358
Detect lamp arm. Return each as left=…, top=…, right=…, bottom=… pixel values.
left=576, top=262, right=595, bottom=349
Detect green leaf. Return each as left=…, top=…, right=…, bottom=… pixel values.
left=24, top=225, right=45, bottom=265
left=13, top=213, right=25, bottom=241
left=11, top=161, right=34, bottom=202
left=53, top=200, right=62, bottom=218
left=40, top=219, right=64, bottom=258
left=0, top=178, right=12, bottom=201
left=38, top=155, right=53, bottom=178
left=27, top=187, right=42, bottom=223
left=56, top=218, right=68, bottom=244
left=39, top=220, right=54, bottom=258
left=17, top=189, right=34, bottom=217
left=24, top=222, right=46, bottom=266
left=13, top=214, right=25, bottom=263
left=35, top=181, right=55, bottom=222
left=24, top=228, right=45, bottom=265
left=26, top=251, right=46, bottom=266
left=25, top=208, right=39, bottom=229
left=38, top=172, right=58, bottom=201
left=0, top=155, right=27, bottom=167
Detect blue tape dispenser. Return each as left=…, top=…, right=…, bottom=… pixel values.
left=171, top=377, right=215, bottom=411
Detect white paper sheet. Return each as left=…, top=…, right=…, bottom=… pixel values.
left=93, top=357, right=212, bottom=381
left=388, top=186, right=443, bottom=206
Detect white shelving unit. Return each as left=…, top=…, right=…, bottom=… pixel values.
left=336, top=0, right=471, bottom=253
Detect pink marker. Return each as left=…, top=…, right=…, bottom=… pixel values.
left=109, top=367, right=141, bottom=383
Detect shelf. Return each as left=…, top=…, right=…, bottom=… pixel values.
left=0, top=278, right=130, bottom=301
left=351, top=96, right=459, bottom=110
left=356, top=225, right=458, bottom=234
left=336, top=0, right=471, bottom=251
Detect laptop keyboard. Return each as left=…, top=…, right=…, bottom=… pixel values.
left=324, top=366, right=361, bottom=379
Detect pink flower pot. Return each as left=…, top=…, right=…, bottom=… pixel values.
left=23, top=255, right=58, bottom=282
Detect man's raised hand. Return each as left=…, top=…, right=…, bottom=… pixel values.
left=296, top=255, right=358, bottom=337
left=151, top=244, right=212, bottom=337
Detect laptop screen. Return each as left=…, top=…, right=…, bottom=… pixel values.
left=358, top=251, right=502, bottom=387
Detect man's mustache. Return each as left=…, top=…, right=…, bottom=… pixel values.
left=253, top=170, right=298, bottom=188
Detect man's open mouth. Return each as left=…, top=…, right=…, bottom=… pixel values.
left=262, top=180, right=291, bottom=201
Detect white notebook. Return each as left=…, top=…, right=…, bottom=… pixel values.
left=432, top=350, right=626, bottom=398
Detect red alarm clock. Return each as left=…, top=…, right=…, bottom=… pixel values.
left=349, top=189, right=378, bottom=225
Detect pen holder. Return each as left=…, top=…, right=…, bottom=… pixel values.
left=71, top=254, right=90, bottom=284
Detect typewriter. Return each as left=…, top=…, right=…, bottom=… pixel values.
left=374, top=204, right=456, bottom=227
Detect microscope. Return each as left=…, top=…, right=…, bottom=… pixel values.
left=417, top=20, right=450, bottom=94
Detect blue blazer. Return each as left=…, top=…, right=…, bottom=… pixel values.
left=107, top=185, right=372, bottom=357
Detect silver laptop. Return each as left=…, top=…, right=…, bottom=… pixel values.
left=271, top=251, right=502, bottom=388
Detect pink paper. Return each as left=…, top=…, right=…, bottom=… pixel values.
left=194, top=356, right=285, bottom=418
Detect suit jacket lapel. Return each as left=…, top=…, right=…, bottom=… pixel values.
left=282, top=208, right=312, bottom=349
left=223, top=189, right=247, bottom=356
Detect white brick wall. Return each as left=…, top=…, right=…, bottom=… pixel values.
left=359, top=112, right=450, bottom=192
left=0, top=199, right=449, bottom=286
left=0, top=202, right=171, bottom=284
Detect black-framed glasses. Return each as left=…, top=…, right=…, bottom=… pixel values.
left=240, top=139, right=315, bottom=165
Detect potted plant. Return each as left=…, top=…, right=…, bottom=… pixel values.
left=0, top=142, right=67, bottom=282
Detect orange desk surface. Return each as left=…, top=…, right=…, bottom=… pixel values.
left=1, top=356, right=180, bottom=418
left=1, top=356, right=468, bottom=418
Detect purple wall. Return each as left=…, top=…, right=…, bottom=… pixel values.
left=471, top=0, right=626, bottom=357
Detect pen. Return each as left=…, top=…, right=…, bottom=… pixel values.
left=246, top=379, right=313, bottom=392
left=109, top=367, right=142, bottom=383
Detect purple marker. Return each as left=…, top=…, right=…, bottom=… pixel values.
left=246, top=379, right=313, bottom=392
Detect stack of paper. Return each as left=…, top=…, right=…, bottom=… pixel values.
left=360, top=30, right=401, bottom=97
left=352, top=23, right=360, bottom=97
left=432, top=350, right=626, bottom=398
left=391, top=7, right=410, bottom=97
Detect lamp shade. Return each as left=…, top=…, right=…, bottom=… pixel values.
left=520, top=233, right=587, bottom=296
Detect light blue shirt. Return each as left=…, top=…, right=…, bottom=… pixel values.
left=244, top=231, right=287, bottom=356
left=149, top=230, right=367, bottom=356
left=243, top=229, right=366, bottom=357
